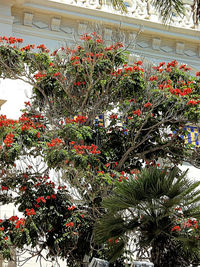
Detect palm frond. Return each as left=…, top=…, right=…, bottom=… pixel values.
left=95, top=166, right=200, bottom=263
left=110, top=0, right=127, bottom=12
left=152, top=0, right=185, bottom=23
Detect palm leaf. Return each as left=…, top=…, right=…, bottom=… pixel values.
left=110, top=0, right=127, bottom=12
left=95, top=166, right=200, bottom=263
left=152, top=0, right=185, bottom=23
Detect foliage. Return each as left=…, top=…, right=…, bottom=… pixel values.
left=112, top=0, right=200, bottom=25
left=0, top=34, right=200, bottom=266
left=95, top=167, right=200, bottom=266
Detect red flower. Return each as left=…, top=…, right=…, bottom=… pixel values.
left=3, top=133, right=14, bottom=147
left=132, top=109, right=141, bottom=117
left=69, top=222, right=74, bottom=227
left=4, top=237, right=8, bottom=240
left=15, top=218, right=25, bottom=229
left=47, top=138, right=64, bottom=147
left=37, top=44, right=47, bottom=50
left=171, top=225, right=181, bottom=231
left=9, top=216, right=19, bottom=222
left=66, top=222, right=74, bottom=228
left=134, top=60, right=142, bottom=66
left=25, top=208, right=36, bottom=216
left=144, top=102, right=152, bottom=108
left=1, top=186, right=8, bottom=191
left=24, top=101, right=31, bottom=106
left=187, top=100, right=197, bottom=105
left=196, top=72, right=200, bottom=76
left=166, top=67, right=172, bottom=72
left=36, top=197, right=46, bottom=204
left=149, top=75, right=157, bottom=81
left=16, top=38, right=24, bottom=43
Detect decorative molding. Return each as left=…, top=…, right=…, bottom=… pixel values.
left=152, top=38, right=161, bottom=50
left=197, top=46, right=200, bottom=58
left=137, top=41, right=149, bottom=48
left=51, top=17, right=61, bottom=31
left=104, top=28, right=112, bottom=40
left=161, top=46, right=173, bottom=53
left=33, top=20, right=48, bottom=29
left=176, top=42, right=185, bottom=54
left=78, top=22, right=87, bottom=35
left=184, top=50, right=196, bottom=57
left=8, top=1, right=200, bottom=68
left=104, top=27, right=112, bottom=45
left=23, top=12, right=33, bottom=26
left=129, top=32, right=136, bottom=42
left=60, top=25, right=74, bottom=35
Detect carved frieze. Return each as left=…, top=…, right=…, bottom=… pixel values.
left=60, top=26, right=74, bottom=35
left=78, top=22, right=88, bottom=35
left=24, top=12, right=33, bottom=27
left=152, top=38, right=161, bottom=50
left=160, top=46, right=173, bottom=53
left=11, top=4, right=200, bottom=65
left=33, top=20, right=48, bottom=29
left=51, top=17, right=61, bottom=31
left=137, top=41, right=149, bottom=48
left=104, top=28, right=112, bottom=45
left=176, top=42, right=184, bottom=54
left=184, top=50, right=196, bottom=57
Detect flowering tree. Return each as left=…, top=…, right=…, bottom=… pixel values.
left=0, top=34, right=200, bottom=266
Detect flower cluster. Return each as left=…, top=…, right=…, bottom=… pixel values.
left=0, top=36, right=24, bottom=44
left=144, top=102, right=152, bottom=108
left=65, top=115, right=87, bottom=124
left=36, top=196, right=46, bottom=204
left=0, top=115, right=17, bottom=128
left=15, top=218, right=25, bottom=229
left=25, top=208, right=36, bottom=216
left=47, top=138, right=64, bottom=147
left=132, top=109, right=141, bottom=117
left=34, top=72, right=46, bottom=80
left=187, top=100, right=200, bottom=105
left=72, top=144, right=101, bottom=155
left=21, top=44, right=35, bottom=51
left=3, top=133, right=14, bottom=147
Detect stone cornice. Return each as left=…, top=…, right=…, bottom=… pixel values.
left=0, top=0, right=197, bottom=71
left=11, top=0, right=200, bottom=44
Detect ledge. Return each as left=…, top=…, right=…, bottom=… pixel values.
left=12, top=0, right=200, bottom=44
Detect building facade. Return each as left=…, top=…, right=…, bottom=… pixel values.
left=0, top=0, right=200, bottom=70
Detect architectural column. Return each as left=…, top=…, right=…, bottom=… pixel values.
left=0, top=0, right=14, bottom=36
